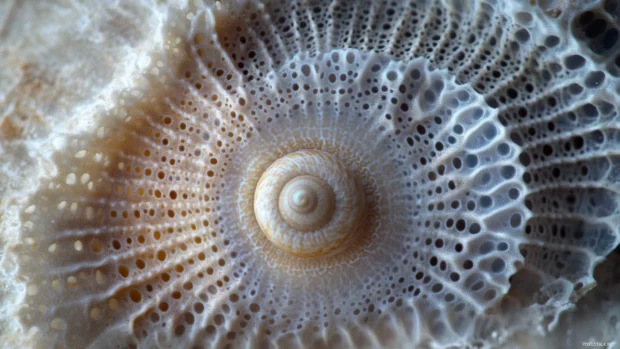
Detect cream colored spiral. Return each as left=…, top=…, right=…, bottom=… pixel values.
left=254, top=150, right=367, bottom=257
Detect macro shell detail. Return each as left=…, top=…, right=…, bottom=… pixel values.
left=254, top=149, right=366, bottom=257
left=3, top=0, right=620, bottom=349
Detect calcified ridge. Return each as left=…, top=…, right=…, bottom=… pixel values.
left=1, top=0, right=620, bottom=349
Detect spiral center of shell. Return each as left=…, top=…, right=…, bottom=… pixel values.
left=292, top=189, right=311, bottom=209
left=279, top=175, right=335, bottom=231
left=254, top=150, right=366, bottom=257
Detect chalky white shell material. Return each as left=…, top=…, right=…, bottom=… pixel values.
left=1, top=0, right=620, bottom=348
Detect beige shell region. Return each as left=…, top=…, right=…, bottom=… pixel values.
left=254, top=149, right=367, bottom=257
left=2, top=0, right=620, bottom=349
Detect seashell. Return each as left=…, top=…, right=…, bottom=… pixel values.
left=254, top=149, right=367, bottom=257
left=1, top=0, right=619, bottom=348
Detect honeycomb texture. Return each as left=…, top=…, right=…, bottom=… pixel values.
left=7, top=0, right=620, bottom=348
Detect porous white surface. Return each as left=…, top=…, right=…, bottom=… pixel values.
left=1, top=1, right=619, bottom=348
left=0, top=1, right=163, bottom=347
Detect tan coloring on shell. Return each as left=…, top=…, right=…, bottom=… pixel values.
left=254, top=150, right=366, bottom=257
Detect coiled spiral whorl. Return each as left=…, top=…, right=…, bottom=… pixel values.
left=254, top=150, right=366, bottom=257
